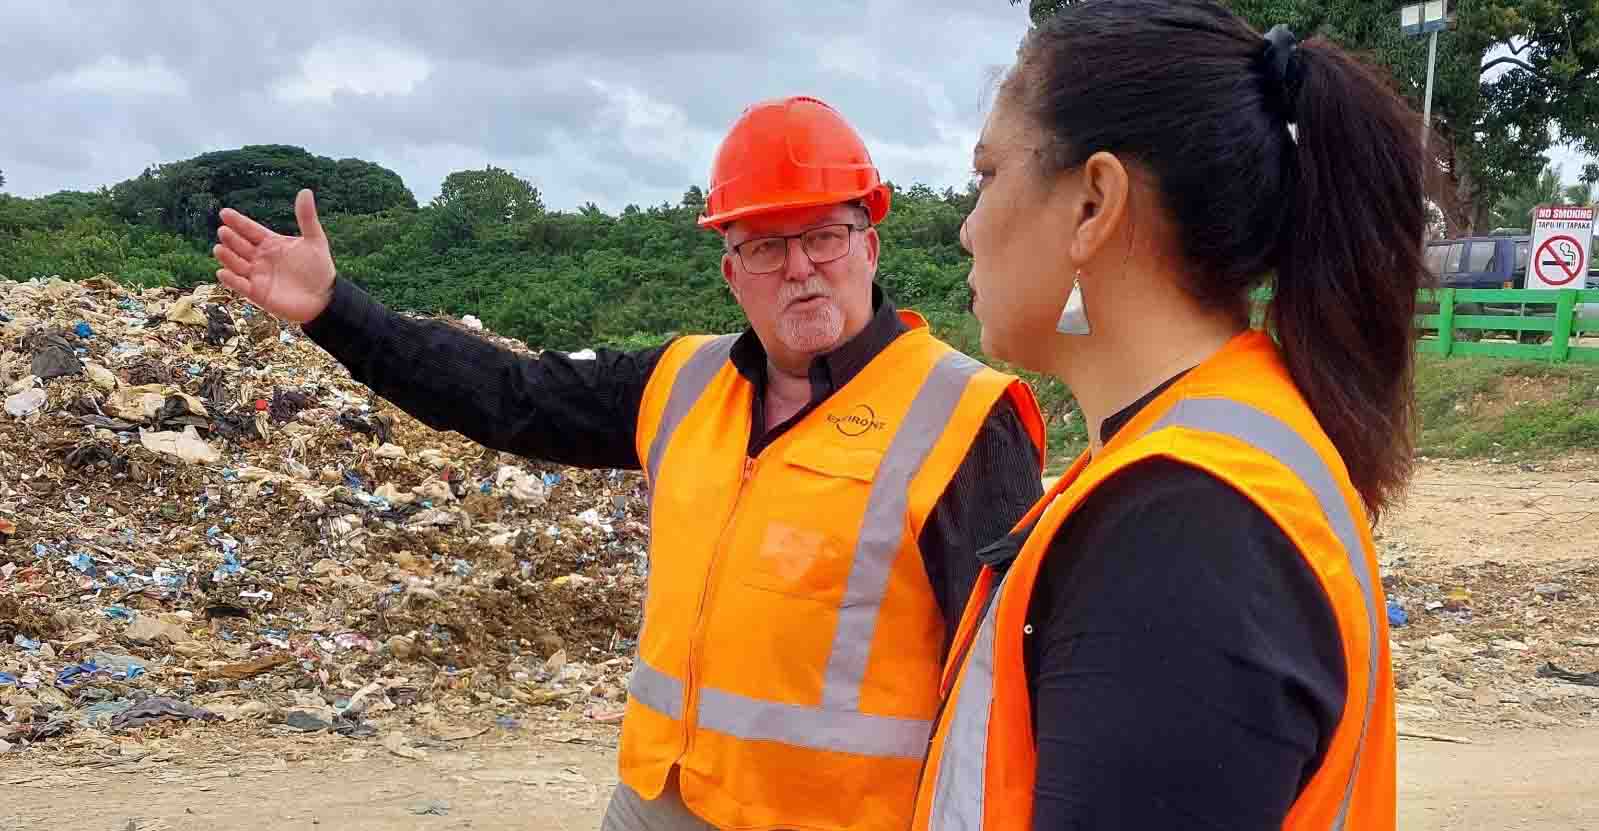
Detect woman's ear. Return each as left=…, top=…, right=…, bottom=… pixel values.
left=1066, top=151, right=1132, bottom=267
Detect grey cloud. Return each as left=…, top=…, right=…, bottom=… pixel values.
left=2, top=0, right=1035, bottom=210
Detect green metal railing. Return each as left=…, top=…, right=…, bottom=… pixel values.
left=1414, top=288, right=1599, bottom=363
left=1252, top=287, right=1599, bottom=363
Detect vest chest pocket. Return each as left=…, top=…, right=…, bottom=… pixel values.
left=740, top=441, right=885, bottom=602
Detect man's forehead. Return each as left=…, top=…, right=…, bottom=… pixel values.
left=729, top=203, right=861, bottom=239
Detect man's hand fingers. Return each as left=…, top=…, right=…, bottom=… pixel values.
left=213, top=244, right=253, bottom=277
left=216, top=268, right=256, bottom=299
left=219, top=207, right=274, bottom=245
left=294, top=189, right=325, bottom=241
left=217, top=226, right=258, bottom=260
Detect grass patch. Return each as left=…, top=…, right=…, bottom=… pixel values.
left=1037, top=354, right=1599, bottom=474
left=1415, top=356, right=1599, bottom=458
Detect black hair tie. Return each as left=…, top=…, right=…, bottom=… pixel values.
left=1260, top=24, right=1302, bottom=124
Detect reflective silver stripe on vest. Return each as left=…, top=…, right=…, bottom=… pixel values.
left=926, top=397, right=1382, bottom=829
left=631, top=336, right=736, bottom=723
left=697, top=687, right=933, bottom=759
left=821, top=351, right=986, bottom=711
left=928, top=575, right=1003, bottom=831
left=645, top=334, right=740, bottom=489
left=628, top=659, right=685, bottom=720
left=1150, top=398, right=1379, bottom=831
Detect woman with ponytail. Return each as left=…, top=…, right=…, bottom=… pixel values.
left=912, top=1, right=1426, bottom=828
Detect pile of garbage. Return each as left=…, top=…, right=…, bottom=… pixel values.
left=1383, top=546, right=1599, bottom=730
left=0, top=277, right=646, bottom=756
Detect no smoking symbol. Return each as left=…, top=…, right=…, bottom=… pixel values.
left=1535, top=235, right=1585, bottom=287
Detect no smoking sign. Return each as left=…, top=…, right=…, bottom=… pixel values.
left=1527, top=205, right=1595, bottom=292
left=1534, top=234, right=1585, bottom=287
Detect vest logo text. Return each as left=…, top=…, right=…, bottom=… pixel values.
left=828, top=404, right=888, bottom=437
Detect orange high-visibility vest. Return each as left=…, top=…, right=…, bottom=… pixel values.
left=913, top=330, right=1396, bottom=831
left=623, top=310, right=1046, bottom=831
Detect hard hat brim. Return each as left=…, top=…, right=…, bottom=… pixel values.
left=698, top=185, right=891, bottom=233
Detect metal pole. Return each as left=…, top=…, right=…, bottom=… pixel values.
left=1421, top=28, right=1438, bottom=152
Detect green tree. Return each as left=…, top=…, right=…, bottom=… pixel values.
left=108, top=145, right=415, bottom=241
left=1492, top=164, right=1566, bottom=228
left=428, top=165, right=545, bottom=248
left=1010, top=0, right=1599, bottom=235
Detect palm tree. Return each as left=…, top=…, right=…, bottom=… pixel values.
left=1492, top=166, right=1565, bottom=231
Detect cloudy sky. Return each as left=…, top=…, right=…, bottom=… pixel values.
left=3, top=2, right=1590, bottom=213
left=0, top=1, right=1029, bottom=212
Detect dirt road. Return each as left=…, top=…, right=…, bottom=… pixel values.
left=4, top=458, right=1597, bottom=829
left=4, top=727, right=1597, bottom=830
left=1384, top=456, right=1599, bottom=565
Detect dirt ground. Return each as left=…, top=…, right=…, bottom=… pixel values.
left=0, top=726, right=1593, bottom=830
left=1385, top=454, right=1599, bottom=566
left=5, top=457, right=1599, bottom=830
left=3, top=726, right=1596, bottom=830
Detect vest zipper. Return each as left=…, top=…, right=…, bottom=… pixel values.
left=681, top=454, right=759, bottom=759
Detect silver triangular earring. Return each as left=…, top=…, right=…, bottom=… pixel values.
left=1055, top=271, right=1092, bottom=335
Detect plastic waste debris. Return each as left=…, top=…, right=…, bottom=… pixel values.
left=4, top=388, right=46, bottom=418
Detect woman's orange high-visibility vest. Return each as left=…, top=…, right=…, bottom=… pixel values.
left=625, top=310, right=1046, bottom=831
left=913, top=329, right=1396, bottom=831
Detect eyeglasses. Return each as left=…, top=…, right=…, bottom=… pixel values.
left=730, top=223, right=866, bottom=275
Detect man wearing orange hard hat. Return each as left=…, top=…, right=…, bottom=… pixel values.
left=211, top=95, right=1045, bottom=831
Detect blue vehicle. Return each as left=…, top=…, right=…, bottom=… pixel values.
left=1421, top=233, right=1543, bottom=341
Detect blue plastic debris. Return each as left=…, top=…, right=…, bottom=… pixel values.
left=13, top=635, right=41, bottom=652
left=66, top=551, right=95, bottom=574
left=452, top=560, right=474, bottom=578
left=73, top=321, right=94, bottom=338
left=103, top=606, right=135, bottom=621
left=480, top=481, right=493, bottom=494
left=151, top=567, right=184, bottom=590
left=92, top=652, right=147, bottom=680
left=0, top=672, right=17, bottom=686
left=56, top=661, right=101, bottom=686
left=542, top=472, right=562, bottom=487
left=212, top=551, right=242, bottom=582
left=33, top=543, right=50, bottom=558
left=0, top=309, right=11, bottom=323
left=343, top=471, right=365, bottom=491
left=1386, top=600, right=1408, bottom=628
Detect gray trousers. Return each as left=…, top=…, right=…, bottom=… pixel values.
left=600, top=768, right=720, bottom=831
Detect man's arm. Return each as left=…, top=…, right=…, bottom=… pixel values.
left=917, top=396, right=1046, bottom=648
left=302, top=276, right=669, bottom=470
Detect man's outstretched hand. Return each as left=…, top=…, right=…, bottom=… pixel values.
left=214, top=189, right=337, bottom=324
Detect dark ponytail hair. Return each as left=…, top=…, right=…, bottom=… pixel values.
left=1005, top=0, right=1428, bottom=517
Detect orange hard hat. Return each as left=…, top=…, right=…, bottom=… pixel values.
left=698, top=96, right=891, bottom=233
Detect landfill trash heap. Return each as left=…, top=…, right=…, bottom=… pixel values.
left=0, top=276, right=646, bottom=754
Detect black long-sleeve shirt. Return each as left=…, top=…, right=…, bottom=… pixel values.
left=976, top=375, right=1349, bottom=830
left=301, top=277, right=1044, bottom=644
